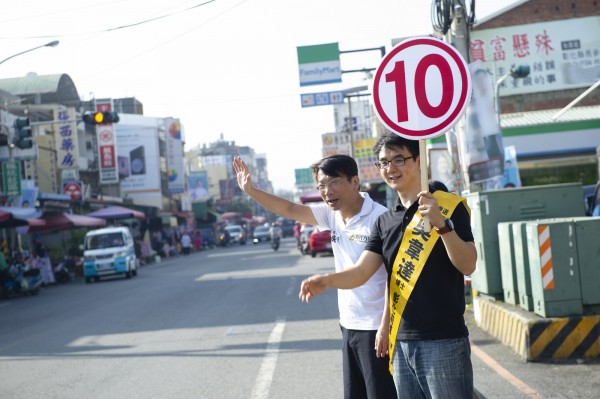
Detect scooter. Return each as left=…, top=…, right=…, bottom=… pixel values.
left=1, top=264, right=43, bottom=299
left=217, top=231, right=230, bottom=247
left=54, top=259, right=73, bottom=284
left=271, top=236, right=280, bottom=251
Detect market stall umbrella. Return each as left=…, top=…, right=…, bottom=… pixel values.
left=27, top=213, right=106, bottom=234
left=220, top=212, right=240, bottom=220
left=0, top=206, right=45, bottom=228
left=87, top=205, right=145, bottom=220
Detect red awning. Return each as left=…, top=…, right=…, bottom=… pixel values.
left=26, top=213, right=106, bottom=234
left=300, top=191, right=323, bottom=204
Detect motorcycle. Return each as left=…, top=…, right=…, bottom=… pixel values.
left=54, top=257, right=75, bottom=284
left=271, top=236, right=280, bottom=251
left=1, top=263, right=43, bottom=299
left=217, top=230, right=231, bottom=247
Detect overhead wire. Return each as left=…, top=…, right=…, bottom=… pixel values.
left=0, top=0, right=217, bottom=40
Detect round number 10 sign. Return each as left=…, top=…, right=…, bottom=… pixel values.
left=372, top=37, right=471, bottom=140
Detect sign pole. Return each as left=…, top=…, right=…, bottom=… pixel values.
left=419, top=140, right=431, bottom=231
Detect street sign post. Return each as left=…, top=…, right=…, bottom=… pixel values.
left=63, top=181, right=83, bottom=201
left=372, top=37, right=471, bottom=229
left=2, top=161, right=21, bottom=197
left=372, top=37, right=471, bottom=140
left=300, top=91, right=344, bottom=108
left=297, top=42, right=342, bottom=87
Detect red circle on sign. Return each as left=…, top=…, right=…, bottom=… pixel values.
left=372, top=37, right=471, bottom=139
left=64, top=183, right=82, bottom=201
left=99, top=129, right=113, bottom=142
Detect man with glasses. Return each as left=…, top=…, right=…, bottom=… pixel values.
left=300, top=132, right=477, bottom=398
left=233, top=154, right=396, bottom=399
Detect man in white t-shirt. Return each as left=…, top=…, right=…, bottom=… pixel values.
left=233, top=154, right=395, bottom=398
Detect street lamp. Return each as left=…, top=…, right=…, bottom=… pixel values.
left=494, top=64, right=530, bottom=123
left=0, top=40, right=60, bottom=67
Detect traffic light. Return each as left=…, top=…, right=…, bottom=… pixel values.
left=13, top=117, right=33, bottom=149
left=82, top=111, right=120, bottom=125
left=0, top=134, right=8, bottom=147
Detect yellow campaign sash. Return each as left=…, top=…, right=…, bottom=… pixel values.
left=388, top=191, right=467, bottom=373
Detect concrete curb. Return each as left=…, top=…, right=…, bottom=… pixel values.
left=473, top=296, right=600, bottom=361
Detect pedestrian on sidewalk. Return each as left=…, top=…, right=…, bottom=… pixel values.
left=180, top=232, right=192, bottom=255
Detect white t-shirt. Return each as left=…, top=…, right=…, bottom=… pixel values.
left=311, top=192, right=388, bottom=330
left=181, top=234, right=192, bottom=248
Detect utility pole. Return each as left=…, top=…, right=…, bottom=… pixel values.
left=433, top=0, right=473, bottom=194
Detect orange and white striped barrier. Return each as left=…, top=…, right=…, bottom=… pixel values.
left=537, top=225, right=555, bottom=290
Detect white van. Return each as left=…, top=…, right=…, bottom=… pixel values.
left=82, top=226, right=139, bottom=283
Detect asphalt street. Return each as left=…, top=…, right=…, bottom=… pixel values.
left=0, top=238, right=598, bottom=398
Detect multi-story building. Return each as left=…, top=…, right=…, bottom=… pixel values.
left=185, top=135, right=271, bottom=217
left=445, top=0, right=600, bottom=189
left=0, top=74, right=186, bottom=216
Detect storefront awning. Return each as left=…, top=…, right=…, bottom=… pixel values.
left=24, top=213, right=106, bottom=234
left=87, top=205, right=145, bottom=220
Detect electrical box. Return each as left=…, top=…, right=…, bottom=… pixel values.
left=498, top=222, right=518, bottom=305
left=572, top=217, right=600, bottom=307
left=511, top=221, right=534, bottom=311
left=526, top=219, right=583, bottom=318
left=467, top=183, right=586, bottom=299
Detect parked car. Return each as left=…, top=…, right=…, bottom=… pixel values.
left=252, top=225, right=271, bottom=243
left=225, top=225, right=247, bottom=245
left=309, top=229, right=333, bottom=258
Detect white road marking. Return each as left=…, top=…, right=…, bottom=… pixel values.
left=250, top=318, right=286, bottom=399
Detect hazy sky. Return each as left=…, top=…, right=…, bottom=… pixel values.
left=0, top=0, right=517, bottom=191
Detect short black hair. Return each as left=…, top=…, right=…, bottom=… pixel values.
left=311, top=154, right=358, bottom=182
left=429, top=180, right=449, bottom=193
left=372, top=131, right=420, bottom=159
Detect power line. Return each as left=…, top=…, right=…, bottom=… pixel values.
left=0, top=0, right=217, bottom=40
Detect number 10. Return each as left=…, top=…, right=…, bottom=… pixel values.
left=385, top=54, right=454, bottom=123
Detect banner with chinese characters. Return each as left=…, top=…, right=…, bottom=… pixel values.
left=321, top=132, right=351, bottom=157
left=54, top=107, right=79, bottom=170
left=353, top=137, right=380, bottom=184
left=470, top=16, right=600, bottom=95
left=95, top=100, right=118, bottom=184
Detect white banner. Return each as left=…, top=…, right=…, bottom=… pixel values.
left=470, top=16, right=600, bottom=95
left=117, top=126, right=161, bottom=199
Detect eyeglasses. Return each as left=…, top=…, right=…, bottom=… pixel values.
left=316, top=178, right=345, bottom=192
left=375, top=156, right=414, bottom=170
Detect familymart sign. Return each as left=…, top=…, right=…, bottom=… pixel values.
left=297, top=42, right=342, bottom=87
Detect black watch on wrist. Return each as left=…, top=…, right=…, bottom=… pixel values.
left=435, top=218, right=454, bottom=235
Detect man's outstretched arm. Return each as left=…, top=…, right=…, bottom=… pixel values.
left=233, top=156, right=317, bottom=225
left=299, top=251, right=383, bottom=303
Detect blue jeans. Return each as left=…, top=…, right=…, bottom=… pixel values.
left=391, top=337, right=473, bottom=399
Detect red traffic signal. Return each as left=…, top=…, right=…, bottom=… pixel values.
left=83, top=111, right=120, bottom=125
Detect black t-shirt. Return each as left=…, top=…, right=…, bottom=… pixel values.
left=365, top=194, right=474, bottom=340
